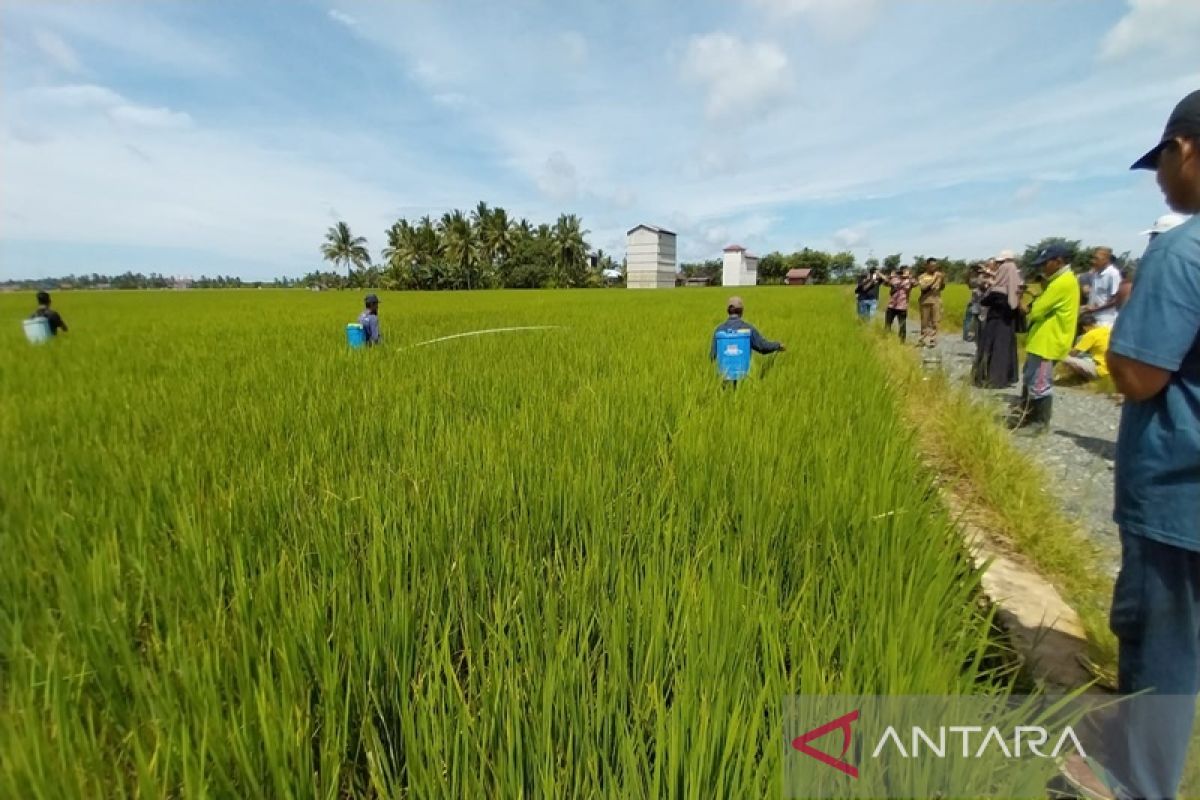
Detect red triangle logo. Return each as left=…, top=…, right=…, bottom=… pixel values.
left=790, top=709, right=859, bottom=779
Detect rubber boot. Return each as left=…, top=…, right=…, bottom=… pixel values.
left=1016, top=396, right=1052, bottom=436
left=1007, top=389, right=1032, bottom=430
left=1033, top=396, right=1052, bottom=435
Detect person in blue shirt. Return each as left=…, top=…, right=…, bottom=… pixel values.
left=1055, top=88, right=1200, bottom=800
left=709, top=296, right=785, bottom=363
left=357, top=294, right=381, bottom=346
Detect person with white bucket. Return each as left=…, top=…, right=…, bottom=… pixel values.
left=24, top=291, right=67, bottom=344
left=709, top=296, right=784, bottom=383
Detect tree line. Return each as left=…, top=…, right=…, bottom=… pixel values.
left=319, top=202, right=621, bottom=291
left=0, top=272, right=296, bottom=291
left=679, top=238, right=1136, bottom=287
left=5, top=226, right=1136, bottom=293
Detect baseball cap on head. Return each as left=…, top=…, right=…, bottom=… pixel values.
left=726, top=295, right=744, bottom=312
left=1032, top=243, right=1071, bottom=266
left=1141, top=213, right=1188, bottom=236
left=364, top=293, right=379, bottom=305
left=1131, top=89, right=1200, bottom=171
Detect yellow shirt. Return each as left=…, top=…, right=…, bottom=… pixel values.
left=1073, top=326, right=1111, bottom=377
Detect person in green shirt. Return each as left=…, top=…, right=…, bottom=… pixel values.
left=1011, top=243, right=1079, bottom=433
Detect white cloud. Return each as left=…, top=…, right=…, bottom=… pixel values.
left=110, top=104, right=193, bottom=129
left=26, top=84, right=124, bottom=108
left=1102, top=0, right=1200, bottom=61
left=1013, top=182, right=1041, bottom=206
left=680, top=33, right=792, bottom=121
left=537, top=152, right=579, bottom=202
left=33, top=29, right=82, bottom=73
left=328, top=9, right=358, bottom=28
left=23, top=84, right=192, bottom=129
left=746, top=0, right=884, bottom=40
left=6, top=3, right=234, bottom=76
left=832, top=225, right=870, bottom=249
left=561, top=31, right=588, bottom=65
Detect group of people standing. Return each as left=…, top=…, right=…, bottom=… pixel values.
left=967, top=218, right=1187, bottom=434
left=854, top=257, right=946, bottom=347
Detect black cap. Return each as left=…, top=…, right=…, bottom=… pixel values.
left=1131, top=89, right=1200, bottom=170
left=1032, top=243, right=1071, bottom=266
left=364, top=293, right=379, bottom=305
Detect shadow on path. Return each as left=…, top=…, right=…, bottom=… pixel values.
left=1054, top=429, right=1117, bottom=463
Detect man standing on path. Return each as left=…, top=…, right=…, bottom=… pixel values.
left=1060, top=88, right=1200, bottom=800
left=1085, top=247, right=1122, bottom=328
left=1011, top=244, right=1078, bottom=433
left=854, top=269, right=883, bottom=321
left=917, top=257, right=945, bottom=347
left=884, top=266, right=915, bottom=342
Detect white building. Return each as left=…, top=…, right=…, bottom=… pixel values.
left=722, top=245, right=759, bottom=287
left=625, top=224, right=677, bottom=289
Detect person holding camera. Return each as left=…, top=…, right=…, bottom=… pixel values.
left=854, top=268, right=884, bottom=321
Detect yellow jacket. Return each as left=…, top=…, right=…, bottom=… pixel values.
left=1026, top=267, right=1080, bottom=361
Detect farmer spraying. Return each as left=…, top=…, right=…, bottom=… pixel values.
left=710, top=296, right=784, bottom=382
left=357, top=294, right=381, bottom=346
left=30, top=291, right=68, bottom=337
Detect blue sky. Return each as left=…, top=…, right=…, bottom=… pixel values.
left=2, top=0, right=1198, bottom=280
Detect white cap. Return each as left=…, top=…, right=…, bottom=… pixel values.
left=994, top=248, right=1015, bottom=262
left=1142, top=213, right=1188, bottom=236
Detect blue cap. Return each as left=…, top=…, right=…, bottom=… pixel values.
left=364, top=293, right=379, bottom=305
left=1032, top=244, right=1071, bottom=266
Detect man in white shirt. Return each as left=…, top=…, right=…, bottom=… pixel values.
left=1085, top=246, right=1122, bottom=327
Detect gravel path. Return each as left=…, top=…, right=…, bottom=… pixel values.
left=906, top=320, right=1122, bottom=575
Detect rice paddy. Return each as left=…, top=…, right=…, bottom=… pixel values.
left=1, top=288, right=1012, bottom=797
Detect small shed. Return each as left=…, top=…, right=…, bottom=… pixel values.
left=786, top=268, right=813, bottom=285
left=722, top=244, right=759, bottom=287
left=684, top=275, right=712, bottom=287
left=626, top=224, right=677, bottom=289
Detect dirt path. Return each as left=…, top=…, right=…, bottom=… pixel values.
left=905, top=320, right=1122, bottom=576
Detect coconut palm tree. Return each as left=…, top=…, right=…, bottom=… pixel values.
left=477, top=206, right=514, bottom=288
left=381, top=219, right=415, bottom=288
left=552, top=214, right=590, bottom=288
left=321, top=221, right=371, bottom=285
left=439, top=210, right=478, bottom=290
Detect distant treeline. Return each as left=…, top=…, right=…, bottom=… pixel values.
left=679, top=237, right=1137, bottom=287
left=6, top=227, right=1137, bottom=293
left=0, top=273, right=297, bottom=292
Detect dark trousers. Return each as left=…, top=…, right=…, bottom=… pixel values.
left=1105, top=530, right=1200, bottom=799
left=884, top=308, right=907, bottom=341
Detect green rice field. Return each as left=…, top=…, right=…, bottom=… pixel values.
left=2, top=288, right=1015, bottom=797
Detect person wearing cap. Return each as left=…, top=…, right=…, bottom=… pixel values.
left=972, top=251, right=1021, bottom=389
left=883, top=266, right=915, bottom=341
left=1060, top=312, right=1110, bottom=383
left=1084, top=246, right=1122, bottom=328
left=709, top=296, right=784, bottom=363
left=29, top=291, right=68, bottom=337
left=1058, top=88, right=1200, bottom=800
left=1143, top=212, right=1188, bottom=242
left=916, top=257, right=946, bottom=347
left=357, top=294, right=381, bottom=346
left=1010, top=243, right=1078, bottom=433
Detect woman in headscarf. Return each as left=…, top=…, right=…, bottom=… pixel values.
left=972, top=250, right=1022, bottom=388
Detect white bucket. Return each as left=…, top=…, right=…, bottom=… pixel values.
left=23, top=317, right=51, bottom=345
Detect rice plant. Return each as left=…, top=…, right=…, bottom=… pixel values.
left=1, top=288, right=1015, bottom=797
